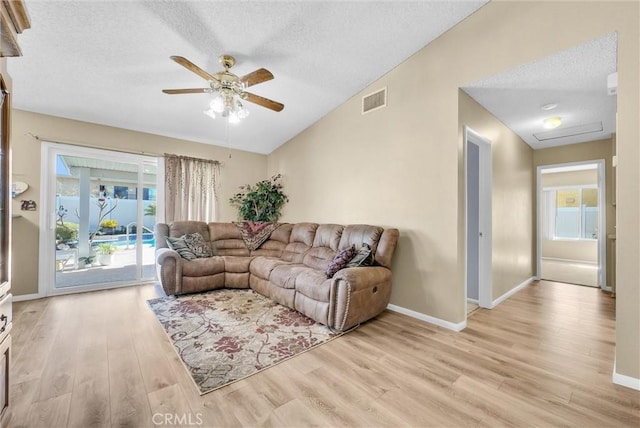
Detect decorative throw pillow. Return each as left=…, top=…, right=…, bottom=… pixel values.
left=346, top=243, right=375, bottom=268
left=183, top=232, right=213, bottom=258
left=325, top=245, right=357, bottom=278
left=234, top=222, right=280, bottom=251
left=165, top=236, right=197, bottom=260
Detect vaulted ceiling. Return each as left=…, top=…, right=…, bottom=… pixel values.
left=9, top=2, right=615, bottom=155
left=8, top=0, right=488, bottom=154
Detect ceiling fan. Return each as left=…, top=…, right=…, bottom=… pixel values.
left=163, top=54, right=284, bottom=122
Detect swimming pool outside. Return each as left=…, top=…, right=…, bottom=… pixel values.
left=92, top=232, right=155, bottom=248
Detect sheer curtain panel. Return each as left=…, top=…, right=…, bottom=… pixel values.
left=165, top=154, right=220, bottom=223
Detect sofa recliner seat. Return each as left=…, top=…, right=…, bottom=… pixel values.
left=155, top=221, right=399, bottom=332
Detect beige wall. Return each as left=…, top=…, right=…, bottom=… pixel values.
left=534, top=139, right=614, bottom=279
left=268, top=1, right=639, bottom=379
left=542, top=240, right=597, bottom=264
left=11, top=110, right=267, bottom=296
left=458, top=91, right=534, bottom=302
left=541, top=169, right=597, bottom=188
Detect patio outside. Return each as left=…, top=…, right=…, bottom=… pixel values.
left=54, top=153, right=158, bottom=289
left=55, top=232, right=157, bottom=288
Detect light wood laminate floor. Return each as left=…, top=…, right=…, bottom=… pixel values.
left=10, top=280, right=640, bottom=427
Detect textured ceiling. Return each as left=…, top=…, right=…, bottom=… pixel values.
left=8, top=0, right=488, bottom=154
left=463, top=33, right=617, bottom=150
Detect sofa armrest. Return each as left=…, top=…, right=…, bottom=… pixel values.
left=156, top=248, right=184, bottom=295
left=330, top=266, right=392, bottom=331
left=332, top=266, right=392, bottom=291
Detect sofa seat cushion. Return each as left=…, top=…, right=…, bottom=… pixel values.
left=250, top=256, right=293, bottom=280
left=295, top=268, right=332, bottom=302
left=222, top=255, right=253, bottom=273
left=269, top=264, right=308, bottom=289
left=182, top=256, right=225, bottom=277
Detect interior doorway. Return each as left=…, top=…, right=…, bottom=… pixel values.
left=465, top=127, right=492, bottom=312
left=39, top=142, right=162, bottom=296
left=536, top=160, right=607, bottom=289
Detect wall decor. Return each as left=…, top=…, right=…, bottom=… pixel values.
left=11, top=181, right=28, bottom=198
left=20, top=200, right=36, bottom=211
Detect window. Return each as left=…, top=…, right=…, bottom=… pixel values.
left=113, top=185, right=130, bottom=199
left=543, top=187, right=598, bottom=240
left=113, top=186, right=155, bottom=201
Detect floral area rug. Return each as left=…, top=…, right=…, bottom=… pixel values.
left=147, top=289, right=342, bottom=395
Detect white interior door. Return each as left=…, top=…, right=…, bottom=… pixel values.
left=465, top=127, right=493, bottom=310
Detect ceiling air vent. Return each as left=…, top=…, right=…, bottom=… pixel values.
left=362, top=87, right=387, bottom=114
left=534, top=122, right=603, bottom=142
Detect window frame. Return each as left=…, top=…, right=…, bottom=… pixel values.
left=543, top=184, right=599, bottom=242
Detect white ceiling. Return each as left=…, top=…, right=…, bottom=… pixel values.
left=463, top=33, right=617, bottom=150
left=8, top=0, right=488, bottom=155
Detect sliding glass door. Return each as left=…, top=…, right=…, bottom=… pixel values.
left=40, top=143, right=161, bottom=295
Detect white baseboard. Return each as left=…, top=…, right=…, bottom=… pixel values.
left=491, top=276, right=535, bottom=308
left=13, top=292, right=44, bottom=302
left=387, top=304, right=466, bottom=332
left=613, top=359, right=640, bottom=391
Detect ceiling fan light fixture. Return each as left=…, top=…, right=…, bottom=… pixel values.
left=543, top=116, right=562, bottom=129
left=228, top=111, right=241, bottom=124
left=210, top=95, right=225, bottom=113
left=203, top=108, right=216, bottom=119
left=165, top=54, right=284, bottom=123
left=237, top=101, right=250, bottom=119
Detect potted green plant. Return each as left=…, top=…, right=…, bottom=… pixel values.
left=100, top=219, right=118, bottom=235
left=78, top=255, right=95, bottom=268
left=96, top=242, right=117, bottom=266
left=229, top=174, right=289, bottom=222
left=55, top=222, right=78, bottom=247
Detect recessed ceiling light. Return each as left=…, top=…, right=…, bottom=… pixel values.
left=543, top=116, right=562, bottom=129
left=541, top=103, right=558, bottom=111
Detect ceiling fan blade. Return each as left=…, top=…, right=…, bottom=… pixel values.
left=162, top=88, right=211, bottom=94
left=170, top=56, right=217, bottom=82
left=240, top=68, right=274, bottom=88
left=243, top=92, right=284, bottom=112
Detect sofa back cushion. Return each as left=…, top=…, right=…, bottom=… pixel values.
left=281, top=223, right=318, bottom=263
left=302, top=224, right=344, bottom=270
left=208, top=222, right=250, bottom=256
left=338, top=224, right=383, bottom=254
left=251, top=223, right=293, bottom=257
left=155, top=221, right=210, bottom=250
left=375, top=228, right=399, bottom=268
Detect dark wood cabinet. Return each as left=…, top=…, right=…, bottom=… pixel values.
left=0, top=74, right=10, bottom=428
left=0, top=2, right=30, bottom=425
left=0, top=74, right=9, bottom=428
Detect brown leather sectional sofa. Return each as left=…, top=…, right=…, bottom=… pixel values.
left=155, top=221, right=399, bottom=332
